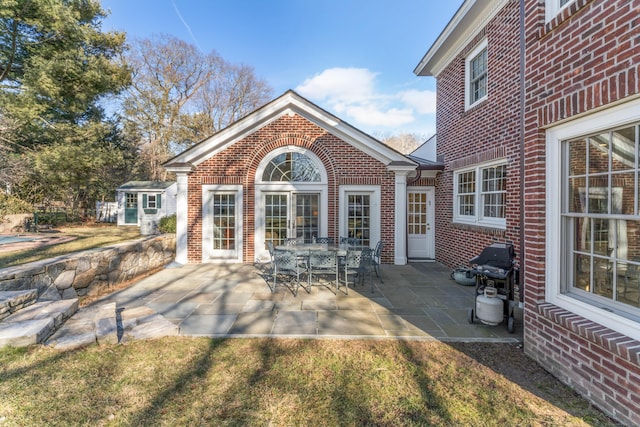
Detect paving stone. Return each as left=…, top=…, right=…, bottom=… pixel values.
left=0, top=318, right=54, bottom=347
left=96, top=316, right=118, bottom=345
left=179, top=314, right=237, bottom=336
left=124, top=314, right=178, bottom=341
left=46, top=319, right=96, bottom=350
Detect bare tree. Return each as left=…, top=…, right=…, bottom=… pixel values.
left=121, top=34, right=272, bottom=180
left=380, top=133, right=426, bottom=155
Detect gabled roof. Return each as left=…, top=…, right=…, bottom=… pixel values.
left=117, top=181, right=176, bottom=191
left=164, top=90, right=417, bottom=172
left=414, top=0, right=510, bottom=77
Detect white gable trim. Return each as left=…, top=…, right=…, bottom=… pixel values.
left=164, top=91, right=415, bottom=171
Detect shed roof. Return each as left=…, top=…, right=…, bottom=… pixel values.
left=117, top=181, right=175, bottom=191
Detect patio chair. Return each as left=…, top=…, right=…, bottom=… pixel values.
left=340, top=236, right=361, bottom=246
left=315, top=237, right=334, bottom=244
left=372, top=240, right=384, bottom=283
left=266, top=240, right=276, bottom=280
left=284, top=237, right=304, bottom=246
left=341, top=246, right=374, bottom=294
left=623, top=259, right=640, bottom=305
left=308, top=250, right=339, bottom=293
left=272, top=249, right=309, bottom=296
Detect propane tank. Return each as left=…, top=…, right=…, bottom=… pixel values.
left=476, top=287, right=503, bottom=325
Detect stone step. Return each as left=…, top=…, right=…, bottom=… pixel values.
left=45, top=303, right=178, bottom=350
left=0, top=289, right=38, bottom=321
left=46, top=302, right=119, bottom=350
left=0, top=298, right=78, bottom=348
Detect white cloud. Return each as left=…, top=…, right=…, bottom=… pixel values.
left=399, top=89, right=437, bottom=115
left=346, top=105, right=414, bottom=128
left=296, top=68, right=377, bottom=104
left=295, top=67, right=435, bottom=135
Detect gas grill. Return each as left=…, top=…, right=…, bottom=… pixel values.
left=468, top=243, right=517, bottom=333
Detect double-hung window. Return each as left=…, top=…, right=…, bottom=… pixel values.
left=545, top=0, right=576, bottom=22
left=453, top=161, right=507, bottom=228
left=465, top=40, right=488, bottom=109
left=547, top=99, right=640, bottom=341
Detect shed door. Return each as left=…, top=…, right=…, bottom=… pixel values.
left=124, top=193, right=138, bottom=224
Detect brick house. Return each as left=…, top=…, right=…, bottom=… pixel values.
left=164, top=90, right=442, bottom=266
left=415, top=0, right=640, bottom=424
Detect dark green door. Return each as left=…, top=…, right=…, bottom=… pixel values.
left=124, top=193, right=138, bottom=224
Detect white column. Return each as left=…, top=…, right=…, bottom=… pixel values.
left=175, top=173, right=188, bottom=264
left=394, top=172, right=409, bottom=265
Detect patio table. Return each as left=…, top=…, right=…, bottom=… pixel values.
left=274, top=242, right=351, bottom=256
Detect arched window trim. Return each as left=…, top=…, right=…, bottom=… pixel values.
left=256, top=146, right=327, bottom=184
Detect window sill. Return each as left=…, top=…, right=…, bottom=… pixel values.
left=451, top=220, right=507, bottom=236
left=534, top=302, right=640, bottom=362
left=539, top=0, right=594, bottom=39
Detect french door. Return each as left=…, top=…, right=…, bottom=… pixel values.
left=264, top=192, right=319, bottom=245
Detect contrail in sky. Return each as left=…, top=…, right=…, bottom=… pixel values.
left=171, top=0, right=203, bottom=52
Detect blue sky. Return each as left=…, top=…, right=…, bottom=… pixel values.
left=100, top=0, right=462, bottom=138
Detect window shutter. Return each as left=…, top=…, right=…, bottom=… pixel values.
left=157, top=194, right=162, bottom=209
left=142, top=194, right=148, bottom=209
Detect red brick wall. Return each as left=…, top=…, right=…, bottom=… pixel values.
left=523, top=0, right=640, bottom=424
left=434, top=0, right=522, bottom=270
left=185, top=113, right=396, bottom=264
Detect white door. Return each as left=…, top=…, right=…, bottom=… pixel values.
left=407, top=188, right=435, bottom=259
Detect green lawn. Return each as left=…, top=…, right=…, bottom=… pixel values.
left=0, top=338, right=617, bottom=426
left=0, top=224, right=141, bottom=268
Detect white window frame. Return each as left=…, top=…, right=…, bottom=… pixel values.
left=465, top=39, right=488, bottom=110
left=545, top=0, right=576, bottom=22
left=453, top=160, right=507, bottom=229
left=546, top=98, right=640, bottom=341
left=146, top=194, right=158, bottom=209
left=254, top=147, right=328, bottom=262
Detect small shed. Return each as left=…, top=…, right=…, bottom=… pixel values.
left=116, top=181, right=177, bottom=234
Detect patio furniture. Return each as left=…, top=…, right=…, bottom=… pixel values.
left=308, top=250, right=340, bottom=293
left=284, top=237, right=304, bottom=246
left=315, top=237, right=334, bottom=244
left=341, top=246, right=375, bottom=294
left=623, top=259, right=640, bottom=305
left=272, top=249, right=309, bottom=296
left=340, top=236, right=361, bottom=246
left=372, top=240, right=384, bottom=283
left=265, top=240, right=276, bottom=281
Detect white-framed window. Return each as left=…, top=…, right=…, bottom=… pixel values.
left=465, top=39, right=488, bottom=109
left=545, top=0, right=576, bottom=22
left=142, top=193, right=161, bottom=210
left=546, top=98, right=640, bottom=341
left=339, top=186, right=380, bottom=248
left=453, top=161, right=507, bottom=228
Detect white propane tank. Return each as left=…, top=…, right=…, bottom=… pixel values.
left=476, top=287, right=503, bottom=325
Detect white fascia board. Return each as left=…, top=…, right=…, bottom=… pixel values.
left=414, top=0, right=509, bottom=77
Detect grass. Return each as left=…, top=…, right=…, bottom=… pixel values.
left=0, top=224, right=141, bottom=268
left=0, top=338, right=618, bottom=426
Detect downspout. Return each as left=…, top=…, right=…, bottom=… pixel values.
left=518, top=0, right=526, bottom=308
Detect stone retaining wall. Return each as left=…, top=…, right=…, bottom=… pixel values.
left=0, top=235, right=176, bottom=301
left=0, top=214, right=32, bottom=233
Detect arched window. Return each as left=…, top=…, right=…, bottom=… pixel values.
left=261, top=152, right=321, bottom=182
